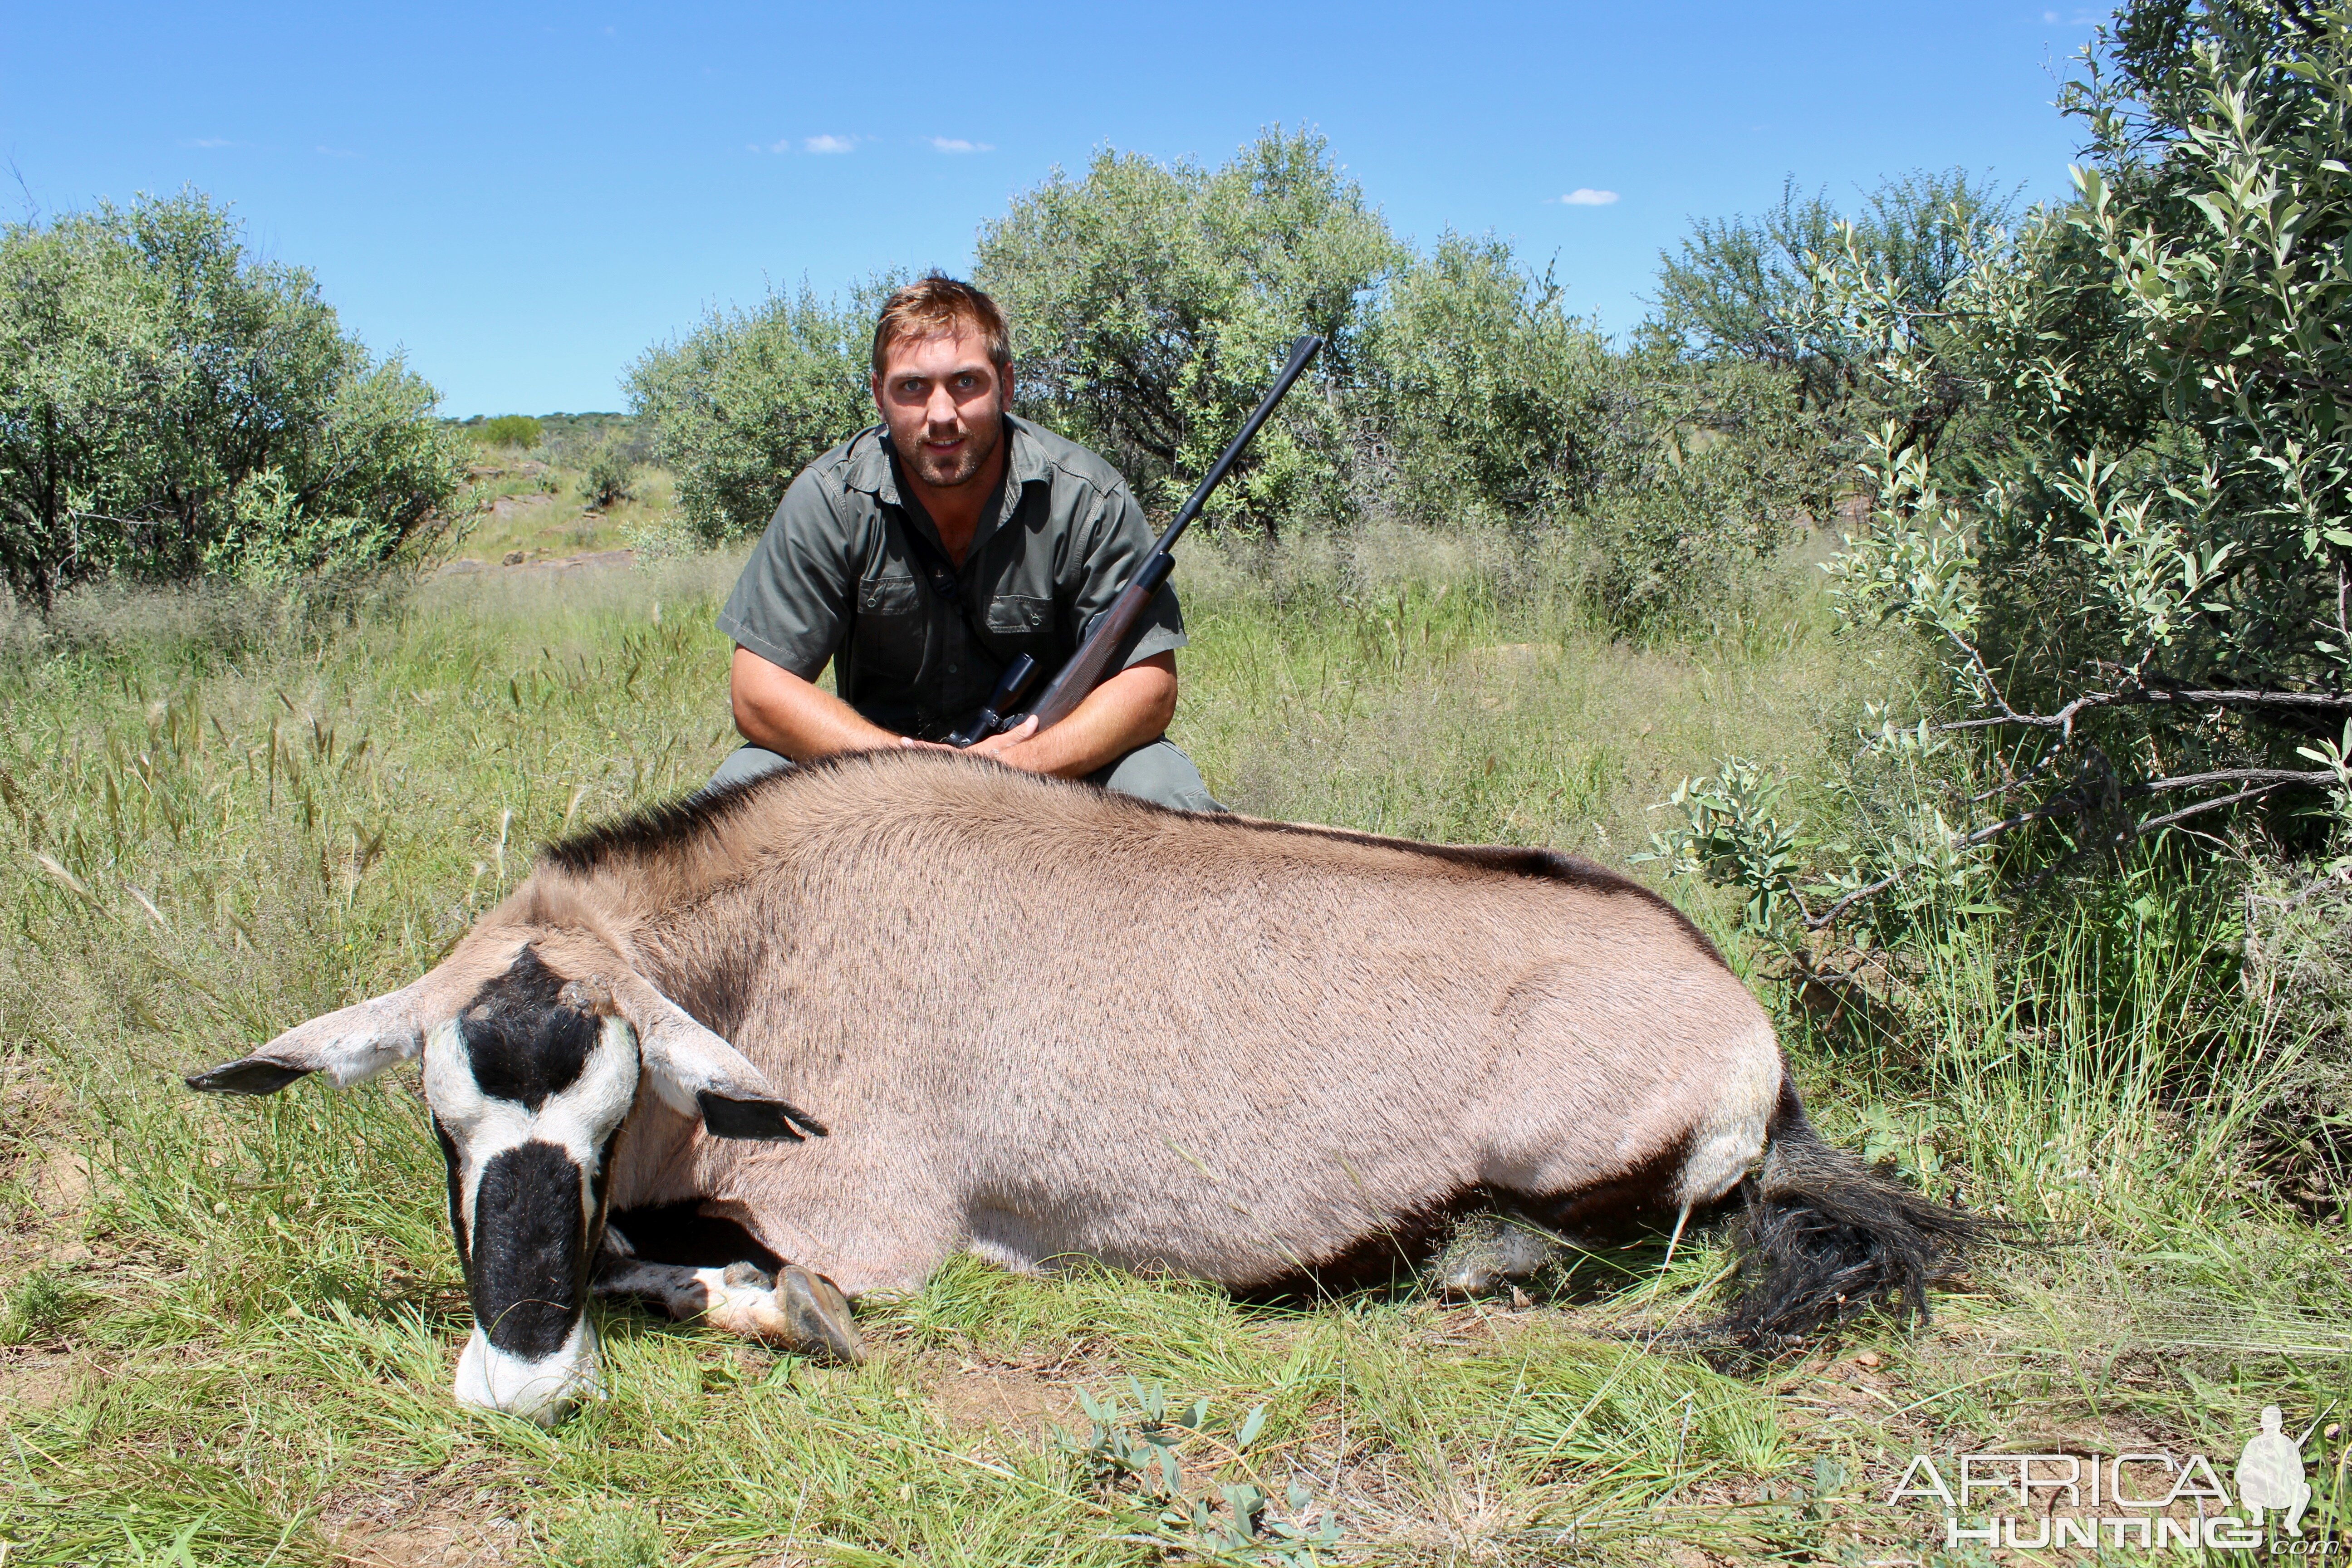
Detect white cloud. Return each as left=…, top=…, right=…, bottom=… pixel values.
left=926, top=137, right=993, bottom=154
left=183, top=137, right=241, bottom=149
left=1556, top=188, right=1619, bottom=206
left=804, top=133, right=857, bottom=154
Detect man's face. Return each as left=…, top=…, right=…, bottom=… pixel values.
left=872, top=328, right=1012, bottom=491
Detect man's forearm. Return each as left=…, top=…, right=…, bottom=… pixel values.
left=730, top=646, right=899, bottom=759
left=735, top=643, right=1179, bottom=777
left=975, top=653, right=1178, bottom=779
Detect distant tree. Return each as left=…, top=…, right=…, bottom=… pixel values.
left=577, top=436, right=635, bottom=510
left=1367, top=234, right=1617, bottom=525
left=0, top=190, right=466, bottom=610
left=1651, top=169, right=2019, bottom=461
left=624, top=284, right=875, bottom=547
left=976, top=127, right=1401, bottom=533
left=480, top=415, right=542, bottom=449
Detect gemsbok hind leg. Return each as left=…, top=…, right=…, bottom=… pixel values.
left=594, top=1232, right=864, bottom=1363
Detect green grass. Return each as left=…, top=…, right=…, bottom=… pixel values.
left=0, top=529, right=2346, bottom=1564
left=455, top=453, right=675, bottom=566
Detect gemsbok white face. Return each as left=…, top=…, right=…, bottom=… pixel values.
left=185, top=934, right=824, bottom=1424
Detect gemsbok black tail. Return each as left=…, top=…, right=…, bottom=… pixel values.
left=1716, top=1084, right=1988, bottom=1349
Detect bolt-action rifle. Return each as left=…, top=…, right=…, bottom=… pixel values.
left=946, top=333, right=1324, bottom=748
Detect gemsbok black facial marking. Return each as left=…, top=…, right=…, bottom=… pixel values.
left=457, top=946, right=599, bottom=1109
left=182, top=922, right=833, bottom=1421
left=470, top=1140, right=590, bottom=1359
left=427, top=945, right=644, bottom=1420
left=435, top=1117, right=470, bottom=1275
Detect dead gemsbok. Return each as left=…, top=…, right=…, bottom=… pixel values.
left=187, top=748, right=1978, bottom=1422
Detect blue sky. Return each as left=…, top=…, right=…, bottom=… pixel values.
left=3, top=3, right=2107, bottom=417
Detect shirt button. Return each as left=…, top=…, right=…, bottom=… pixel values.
left=947, top=663, right=958, bottom=674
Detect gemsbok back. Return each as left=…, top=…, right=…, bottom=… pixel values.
left=187, top=748, right=1979, bottom=1423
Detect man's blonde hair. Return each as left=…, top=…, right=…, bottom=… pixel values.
left=870, top=275, right=1011, bottom=379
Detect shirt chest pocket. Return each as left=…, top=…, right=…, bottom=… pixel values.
left=982, top=593, right=1056, bottom=658
left=852, top=574, right=926, bottom=682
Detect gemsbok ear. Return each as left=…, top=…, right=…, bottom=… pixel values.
left=185, top=981, right=438, bottom=1096
left=608, top=972, right=828, bottom=1143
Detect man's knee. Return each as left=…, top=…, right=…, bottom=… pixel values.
left=1091, top=740, right=1224, bottom=813
left=706, top=745, right=794, bottom=794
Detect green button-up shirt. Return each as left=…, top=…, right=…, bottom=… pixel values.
left=716, top=416, right=1186, bottom=743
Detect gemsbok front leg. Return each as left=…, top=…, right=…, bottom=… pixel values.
left=593, top=1237, right=864, bottom=1364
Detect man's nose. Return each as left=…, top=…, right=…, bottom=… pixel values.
left=925, top=385, right=962, bottom=430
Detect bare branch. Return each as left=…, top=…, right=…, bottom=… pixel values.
left=2132, top=765, right=2338, bottom=794
left=1941, top=684, right=2352, bottom=733
left=2134, top=781, right=2294, bottom=834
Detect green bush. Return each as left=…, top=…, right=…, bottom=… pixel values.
left=577, top=436, right=635, bottom=510
left=1651, top=170, right=2018, bottom=439
left=479, top=414, right=542, bottom=449
left=1655, top=0, right=2352, bottom=940
left=0, top=190, right=467, bottom=609
left=1824, top=0, right=2352, bottom=828
left=977, top=126, right=1401, bottom=534
left=1362, top=234, right=1823, bottom=625
left=624, top=284, right=874, bottom=547
left=1578, top=353, right=1827, bottom=630
left=1367, top=235, right=1615, bottom=527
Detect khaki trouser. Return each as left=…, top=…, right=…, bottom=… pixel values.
left=704, top=738, right=1225, bottom=813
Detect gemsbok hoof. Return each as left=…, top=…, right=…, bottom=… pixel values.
left=778, top=1265, right=864, bottom=1365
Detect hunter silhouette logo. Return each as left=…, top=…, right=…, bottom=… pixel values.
left=1886, top=1404, right=2337, bottom=1553
left=2237, top=1405, right=2316, bottom=1534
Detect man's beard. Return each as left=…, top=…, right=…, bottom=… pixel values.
left=902, top=411, right=1002, bottom=490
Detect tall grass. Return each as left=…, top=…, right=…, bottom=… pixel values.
left=0, top=530, right=2343, bottom=1563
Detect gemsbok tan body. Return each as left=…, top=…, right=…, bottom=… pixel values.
left=189, top=748, right=1976, bottom=1422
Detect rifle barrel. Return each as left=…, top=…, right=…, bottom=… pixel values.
left=1012, top=334, right=1323, bottom=735
left=1150, top=333, right=1324, bottom=560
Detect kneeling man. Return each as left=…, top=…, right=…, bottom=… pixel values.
left=710, top=274, right=1219, bottom=811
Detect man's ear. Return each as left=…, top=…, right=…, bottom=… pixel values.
left=185, top=980, right=435, bottom=1095
left=609, top=972, right=827, bottom=1143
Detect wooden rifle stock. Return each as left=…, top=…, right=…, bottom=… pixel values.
left=1009, top=332, right=1323, bottom=736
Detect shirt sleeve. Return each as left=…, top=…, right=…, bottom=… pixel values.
left=1069, top=480, right=1187, bottom=668
left=715, top=466, right=857, bottom=680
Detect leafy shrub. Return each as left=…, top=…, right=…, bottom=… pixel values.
left=1651, top=169, right=2019, bottom=439
left=1659, top=0, right=2352, bottom=936
left=624, top=284, right=874, bottom=548
left=479, top=414, right=542, bottom=449
left=0, top=190, right=467, bottom=609
left=977, top=126, right=1400, bottom=534
left=1366, top=235, right=1615, bottom=527
left=577, top=437, right=635, bottom=510
left=1578, top=352, right=1828, bottom=629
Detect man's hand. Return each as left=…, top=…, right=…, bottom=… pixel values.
left=737, top=644, right=1179, bottom=779
left=956, top=652, right=1177, bottom=778
left=959, top=715, right=1040, bottom=763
